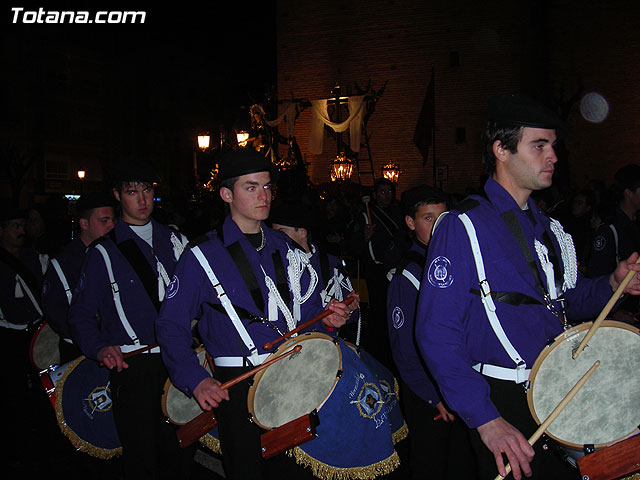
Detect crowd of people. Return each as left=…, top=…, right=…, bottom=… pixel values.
left=2, top=93, right=640, bottom=480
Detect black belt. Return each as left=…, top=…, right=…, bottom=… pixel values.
left=470, top=289, right=543, bottom=306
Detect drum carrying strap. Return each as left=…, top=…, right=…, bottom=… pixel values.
left=95, top=244, right=141, bottom=348
left=458, top=213, right=528, bottom=383
left=191, top=245, right=268, bottom=367
left=51, top=258, right=72, bottom=305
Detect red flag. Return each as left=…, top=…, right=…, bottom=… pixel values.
left=413, top=69, right=435, bottom=165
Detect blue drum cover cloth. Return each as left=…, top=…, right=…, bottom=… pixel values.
left=290, top=339, right=403, bottom=480
left=198, top=340, right=406, bottom=480
left=54, top=356, right=122, bottom=458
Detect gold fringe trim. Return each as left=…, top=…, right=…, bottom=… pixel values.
left=199, top=433, right=222, bottom=455
left=54, top=356, right=122, bottom=459
left=390, top=377, right=409, bottom=444
left=622, top=474, right=640, bottom=480
left=392, top=422, right=408, bottom=444
left=287, top=446, right=401, bottom=480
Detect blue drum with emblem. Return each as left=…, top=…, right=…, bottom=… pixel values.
left=54, top=356, right=122, bottom=458
left=247, top=332, right=402, bottom=479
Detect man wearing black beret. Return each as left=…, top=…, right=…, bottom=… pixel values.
left=42, top=192, right=116, bottom=363
left=415, top=93, right=640, bottom=479
left=156, top=148, right=352, bottom=479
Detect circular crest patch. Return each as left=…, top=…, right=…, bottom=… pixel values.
left=166, top=275, right=180, bottom=299
left=392, top=306, right=404, bottom=329
left=593, top=235, right=606, bottom=252
left=427, top=255, right=454, bottom=288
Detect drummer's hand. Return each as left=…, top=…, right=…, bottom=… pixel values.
left=98, top=345, right=128, bottom=372
left=193, top=377, right=229, bottom=410
left=611, top=252, right=640, bottom=294
left=346, top=291, right=360, bottom=312
left=434, top=402, right=456, bottom=422
left=323, top=299, right=351, bottom=328
left=477, top=416, right=534, bottom=480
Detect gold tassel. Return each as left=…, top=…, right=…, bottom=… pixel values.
left=199, top=433, right=222, bottom=455
left=287, top=447, right=401, bottom=480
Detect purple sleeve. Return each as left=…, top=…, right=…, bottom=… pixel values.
left=415, top=214, right=500, bottom=428
left=387, top=272, right=441, bottom=405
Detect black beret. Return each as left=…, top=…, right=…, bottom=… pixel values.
left=0, top=206, right=26, bottom=223
left=614, top=164, right=640, bottom=189
left=401, top=185, right=448, bottom=215
left=269, top=202, right=310, bottom=230
left=76, top=192, right=115, bottom=213
left=218, top=148, right=279, bottom=183
left=488, top=93, right=565, bottom=133
left=110, top=159, right=159, bottom=185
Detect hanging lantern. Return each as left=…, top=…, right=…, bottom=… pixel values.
left=197, top=134, right=211, bottom=151
left=330, top=152, right=354, bottom=182
left=381, top=162, right=401, bottom=183
left=236, top=131, right=250, bottom=147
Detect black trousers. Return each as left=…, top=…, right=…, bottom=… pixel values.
left=400, top=380, right=478, bottom=480
left=110, top=354, right=195, bottom=480
left=469, top=376, right=581, bottom=480
left=214, top=365, right=316, bottom=480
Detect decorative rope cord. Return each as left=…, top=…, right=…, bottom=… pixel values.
left=170, top=232, right=186, bottom=261
left=262, top=265, right=297, bottom=333
left=549, top=218, right=578, bottom=290
left=287, top=246, right=318, bottom=306
left=534, top=240, right=558, bottom=301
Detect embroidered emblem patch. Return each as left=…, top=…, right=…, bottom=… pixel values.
left=84, top=385, right=113, bottom=417
left=353, top=382, right=383, bottom=418
left=166, top=275, right=180, bottom=299
left=593, top=235, right=606, bottom=252
left=392, top=306, right=404, bottom=329
left=427, top=255, right=454, bottom=288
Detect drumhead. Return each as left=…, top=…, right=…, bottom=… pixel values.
left=248, top=332, right=341, bottom=430
left=29, top=321, right=60, bottom=371
left=162, top=347, right=212, bottom=425
left=527, top=320, right=640, bottom=451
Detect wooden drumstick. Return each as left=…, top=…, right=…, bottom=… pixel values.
left=494, top=360, right=601, bottom=480
left=263, top=295, right=356, bottom=351
left=175, top=345, right=302, bottom=448
left=573, top=255, right=640, bottom=360
left=99, top=343, right=159, bottom=366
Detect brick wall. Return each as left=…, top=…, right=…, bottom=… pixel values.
left=275, top=0, right=640, bottom=198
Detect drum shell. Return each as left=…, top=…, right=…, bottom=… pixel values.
left=527, top=320, right=640, bottom=454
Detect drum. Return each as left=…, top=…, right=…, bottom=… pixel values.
left=54, top=356, right=122, bottom=459
left=527, top=320, right=640, bottom=456
left=248, top=332, right=401, bottom=479
left=161, top=347, right=213, bottom=425
left=29, top=321, right=60, bottom=372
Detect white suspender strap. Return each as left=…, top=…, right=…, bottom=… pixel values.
left=95, top=244, right=140, bottom=347
left=16, top=274, right=43, bottom=317
left=51, top=258, right=72, bottom=305
left=191, top=245, right=263, bottom=366
left=458, top=213, right=527, bottom=382
left=402, top=270, right=421, bottom=291
left=609, top=224, right=620, bottom=264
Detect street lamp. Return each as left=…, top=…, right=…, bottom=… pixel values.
left=77, top=170, right=86, bottom=180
